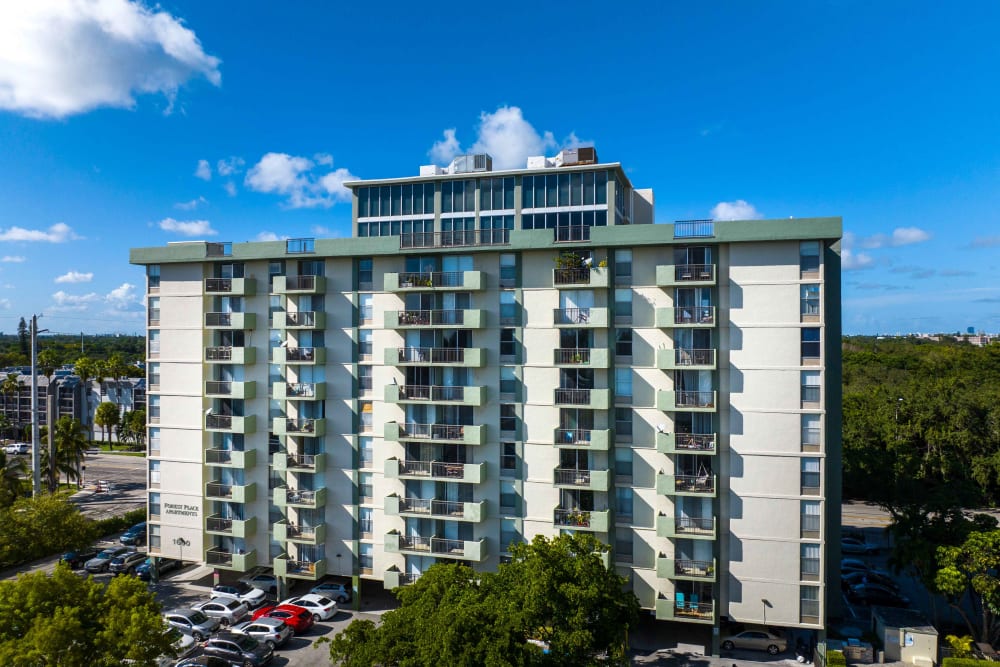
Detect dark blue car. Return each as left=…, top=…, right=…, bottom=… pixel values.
left=120, top=522, right=147, bottom=546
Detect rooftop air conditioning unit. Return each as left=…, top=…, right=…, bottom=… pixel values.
left=560, top=146, right=597, bottom=166
left=451, top=153, right=493, bottom=174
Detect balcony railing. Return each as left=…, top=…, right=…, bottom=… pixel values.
left=674, top=264, right=715, bottom=282
left=674, top=220, right=715, bottom=238
left=285, top=382, right=318, bottom=398
left=206, top=548, right=237, bottom=566
left=206, top=414, right=233, bottom=429
left=206, top=516, right=238, bottom=533
left=673, top=306, right=715, bottom=325
left=553, top=267, right=591, bottom=285
left=674, top=474, right=716, bottom=493
left=396, top=347, right=466, bottom=364
left=206, top=346, right=235, bottom=361
left=205, top=381, right=232, bottom=396
left=285, top=347, right=318, bottom=362
left=674, top=558, right=715, bottom=578
left=283, top=524, right=320, bottom=540
left=284, top=419, right=318, bottom=434
left=395, top=309, right=466, bottom=326
left=399, top=460, right=467, bottom=479
left=554, top=225, right=592, bottom=243
left=555, top=388, right=593, bottom=405
left=205, top=448, right=241, bottom=464
left=398, top=423, right=466, bottom=441
left=554, top=468, right=593, bottom=486
left=283, top=489, right=320, bottom=506
left=676, top=391, right=716, bottom=408
left=396, top=271, right=466, bottom=288
left=554, top=428, right=594, bottom=446
left=206, top=242, right=232, bottom=257
left=286, top=275, right=317, bottom=290
left=675, top=516, right=715, bottom=535
left=397, top=385, right=467, bottom=402
left=555, top=348, right=591, bottom=364
left=553, top=308, right=591, bottom=325
left=205, top=312, right=243, bottom=327
left=554, top=508, right=594, bottom=528
left=400, top=497, right=468, bottom=517
left=674, top=433, right=716, bottom=451
left=400, top=230, right=509, bottom=249
left=673, top=349, right=716, bottom=366
left=205, top=278, right=233, bottom=292
left=286, top=453, right=320, bottom=468
left=206, top=482, right=235, bottom=498
left=284, top=311, right=319, bottom=327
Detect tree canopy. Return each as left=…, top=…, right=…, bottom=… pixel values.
left=0, top=564, right=175, bottom=666
left=0, top=494, right=96, bottom=569
left=328, top=534, right=638, bottom=667
left=936, top=530, right=1000, bottom=644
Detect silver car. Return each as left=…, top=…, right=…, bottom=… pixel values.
left=164, top=608, right=221, bottom=641
left=230, top=617, right=294, bottom=648
left=721, top=630, right=787, bottom=655
left=192, top=597, right=250, bottom=626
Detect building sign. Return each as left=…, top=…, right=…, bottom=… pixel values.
left=164, top=503, right=200, bottom=517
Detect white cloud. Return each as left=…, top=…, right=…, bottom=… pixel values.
left=0, top=0, right=221, bottom=119
left=710, top=200, right=763, bottom=221
left=314, top=153, right=334, bottom=166
left=223, top=181, right=237, bottom=197
left=158, top=217, right=216, bottom=236
left=857, top=226, right=931, bottom=249
left=0, top=299, right=10, bottom=310
left=428, top=106, right=588, bottom=171
left=175, top=196, right=207, bottom=210
left=50, top=289, right=100, bottom=311
left=254, top=231, right=287, bottom=242
left=1, top=256, right=25, bottom=263
left=195, top=159, right=212, bottom=181
left=105, top=282, right=140, bottom=310
left=216, top=156, right=245, bottom=176
left=0, top=222, right=80, bottom=242
left=55, top=270, right=93, bottom=284
left=311, top=225, right=331, bottom=235
left=969, top=235, right=1000, bottom=249
left=244, top=152, right=358, bottom=209
left=842, top=248, right=875, bottom=271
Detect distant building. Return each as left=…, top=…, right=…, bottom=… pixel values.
left=0, top=374, right=92, bottom=435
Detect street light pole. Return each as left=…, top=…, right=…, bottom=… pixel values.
left=30, top=314, right=48, bottom=497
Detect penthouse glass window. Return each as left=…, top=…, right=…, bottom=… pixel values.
left=521, top=171, right=607, bottom=208
left=147, top=264, right=160, bottom=289
left=800, top=241, right=821, bottom=273
left=357, top=183, right=434, bottom=218
left=801, top=328, right=821, bottom=360
left=479, top=177, right=514, bottom=210
left=521, top=209, right=607, bottom=232
left=479, top=215, right=513, bottom=244
left=357, top=218, right=433, bottom=239
left=441, top=179, right=476, bottom=213
left=357, top=258, right=373, bottom=290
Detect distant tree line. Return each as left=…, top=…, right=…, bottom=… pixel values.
left=0, top=326, right=143, bottom=370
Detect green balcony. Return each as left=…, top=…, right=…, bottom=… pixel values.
left=553, top=507, right=610, bottom=532
left=553, top=428, right=611, bottom=450
left=273, top=486, right=328, bottom=509
left=655, top=264, right=717, bottom=287
left=385, top=496, right=487, bottom=522
left=655, top=596, right=715, bottom=624
left=552, top=267, right=609, bottom=288
left=384, top=533, right=487, bottom=562
left=204, top=448, right=257, bottom=469
left=272, top=417, right=326, bottom=438
left=384, top=421, right=486, bottom=445
left=384, top=384, right=485, bottom=406
left=204, top=312, right=255, bottom=329
left=552, top=307, right=609, bottom=328
left=553, top=348, right=610, bottom=367
left=204, top=277, right=256, bottom=296
left=656, top=348, right=717, bottom=371
left=205, top=481, right=256, bottom=503
left=273, top=555, right=327, bottom=581
left=385, top=309, right=485, bottom=329
left=656, top=514, right=717, bottom=540
left=383, top=569, right=420, bottom=590
left=385, top=459, right=486, bottom=484
left=272, top=452, right=326, bottom=473
left=657, top=556, right=717, bottom=582
left=554, top=388, right=610, bottom=410
left=204, top=380, right=256, bottom=399
left=205, top=414, right=256, bottom=434
left=655, top=307, right=716, bottom=328
left=385, top=347, right=485, bottom=367
left=384, top=270, right=484, bottom=292
left=656, top=432, right=717, bottom=455
left=205, top=547, right=257, bottom=572
left=273, top=521, right=326, bottom=545
left=205, top=346, right=256, bottom=365
left=553, top=467, right=612, bottom=491
left=271, top=275, right=326, bottom=294
left=205, top=514, right=256, bottom=539
left=273, top=347, right=326, bottom=365
left=273, top=382, right=326, bottom=401
left=656, top=390, right=717, bottom=412
left=656, top=473, right=718, bottom=498
left=275, top=311, right=327, bottom=330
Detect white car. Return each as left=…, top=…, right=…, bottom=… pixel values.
left=230, top=617, right=294, bottom=648
left=192, top=597, right=249, bottom=626
left=3, top=443, right=28, bottom=455
left=309, top=582, right=351, bottom=603
left=210, top=582, right=268, bottom=609
left=239, top=569, right=278, bottom=594
left=279, top=594, right=338, bottom=621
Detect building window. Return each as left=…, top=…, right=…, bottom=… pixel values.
left=358, top=365, right=372, bottom=396
left=614, top=289, right=633, bottom=323
left=359, top=472, right=373, bottom=504
left=500, top=519, right=520, bottom=552
left=800, top=241, right=821, bottom=274
left=148, top=329, right=160, bottom=357
left=801, top=284, right=820, bottom=319
left=615, top=527, right=634, bottom=562
left=500, top=328, right=517, bottom=360
left=521, top=170, right=607, bottom=209
left=149, top=524, right=161, bottom=549
left=441, top=179, right=476, bottom=213
left=479, top=177, right=515, bottom=211
left=149, top=492, right=161, bottom=518
left=147, top=363, right=160, bottom=390
left=499, top=367, right=517, bottom=398
left=500, top=442, right=518, bottom=476
left=268, top=260, right=285, bottom=289
left=359, top=507, right=373, bottom=539
left=148, top=395, right=160, bottom=422
left=360, top=543, right=373, bottom=575
left=357, top=258, right=373, bottom=290
left=800, top=585, right=820, bottom=623
left=149, top=428, right=160, bottom=455
left=615, top=408, right=633, bottom=442
left=801, top=328, right=821, bottom=361
left=500, top=291, right=518, bottom=325
left=149, top=460, right=161, bottom=487
left=359, top=401, right=373, bottom=433
left=801, top=371, right=821, bottom=405
left=801, top=458, right=821, bottom=494
left=358, top=330, right=372, bottom=361
left=615, top=328, right=632, bottom=357
left=359, top=294, right=373, bottom=325
left=614, top=249, right=632, bottom=284
left=147, top=264, right=160, bottom=289
left=614, top=446, right=633, bottom=479
left=615, top=368, right=632, bottom=404
left=801, top=500, right=821, bottom=537
left=800, top=543, right=821, bottom=581
left=500, top=404, right=517, bottom=434
left=615, top=487, right=633, bottom=521
left=500, top=253, right=517, bottom=287
left=148, top=297, right=160, bottom=325
left=359, top=436, right=373, bottom=469
left=801, top=414, right=821, bottom=451
left=500, top=481, right=518, bottom=514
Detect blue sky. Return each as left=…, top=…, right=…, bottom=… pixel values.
left=0, top=1, right=998, bottom=335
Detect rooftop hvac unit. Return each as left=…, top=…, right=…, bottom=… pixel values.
left=559, top=146, right=598, bottom=166
left=450, top=153, right=493, bottom=173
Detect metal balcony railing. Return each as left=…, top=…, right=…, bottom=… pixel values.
left=284, top=524, right=318, bottom=539
left=673, top=220, right=715, bottom=238
left=205, top=312, right=234, bottom=327
left=205, top=381, right=232, bottom=395
left=675, top=516, right=715, bottom=534
left=400, top=497, right=467, bottom=517
left=399, top=230, right=508, bottom=249
left=285, top=311, right=319, bottom=327
left=206, top=482, right=234, bottom=498
left=285, top=419, right=318, bottom=434
left=285, top=383, right=317, bottom=398
left=206, top=346, right=234, bottom=361
left=554, top=225, right=591, bottom=242
left=674, top=433, right=716, bottom=451
left=554, top=307, right=591, bottom=324
left=553, top=267, right=591, bottom=285
left=206, top=516, right=237, bottom=533
left=397, top=347, right=466, bottom=364
left=675, top=391, right=716, bottom=408
left=396, top=309, right=466, bottom=326
left=674, top=474, right=715, bottom=493
left=555, top=348, right=591, bottom=364
left=286, top=453, right=319, bottom=468
left=206, top=414, right=233, bottom=429
left=674, top=264, right=715, bottom=282
left=554, top=508, right=593, bottom=528
left=674, top=559, right=714, bottom=577
left=396, top=385, right=467, bottom=401
left=554, top=468, right=593, bottom=486
left=285, top=489, right=319, bottom=505
left=285, top=347, right=317, bottom=362
left=205, top=448, right=239, bottom=464
left=396, top=271, right=466, bottom=288
left=400, top=460, right=466, bottom=478
left=674, top=306, right=715, bottom=325
left=206, top=548, right=235, bottom=566
left=674, top=349, right=716, bottom=366
left=555, top=388, right=592, bottom=405
left=205, top=278, right=233, bottom=292
left=431, top=537, right=468, bottom=556
left=399, top=423, right=466, bottom=440
left=554, top=428, right=594, bottom=446
left=285, top=275, right=316, bottom=290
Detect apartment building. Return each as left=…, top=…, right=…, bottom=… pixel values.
left=0, top=373, right=93, bottom=435
left=130, top=147, right=842, bottom=649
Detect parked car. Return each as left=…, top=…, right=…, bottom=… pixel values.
left=3, top=443, right=28, bottom=455
left=841, top=570, right=900, bottom=593
left=136, top=556, right=182, bottom=581
left=174, top=656, right=231, bottom=667
left=847, top=583, right=911, bottom=607
left=200, top=631, right=274, bottom=667
left=108, top=550, right=147, bottom=575
left=721, top=630, right=788, bottom=655
left=280, top=594, right=337, bottom=621
left=164, top=608, right=221, bottom=641
left=230, top=617, right=294, bottom=648
left=60, top=548, right=98, bottom=569
left=120, top=522, right=147, bottom=546
left=841, top=536, right=880, bottom=555
left=193, top=597, right=250, bottom=626
left=251, top=604, right=314, bottom=635
left=211, top=581, right=268, bottom=609
left=309, top=581, right=351, bottom=603
left=85, top=546, right=130, bottom=573
left=841, top=558, right=892, bottom=578
left=239, top=570, right=278, bottom=594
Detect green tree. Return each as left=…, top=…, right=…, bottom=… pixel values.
left=329, top=534, right=638, bottom=667
left=16, top=317, right=27, bottom=357
left=936, top=530, right=1000, bottom=643
left=94, top=401, right=120, bottom=447
left=54, top=416, right=88, bottom=487
left=117, top=410, right=146, bottom=450
left=0, top=451, right=25, bottom=508
left=37, top=348, right=61, bottom=381
left=73, top=356, right=98, bottom=439
left=1, top=373, right=21, bottom=434
left=0, top=494, right=96, bottom=568
left=0, top=563, right=176, bottom=666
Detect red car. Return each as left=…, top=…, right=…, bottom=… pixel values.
left=251, top=604, right=314, bottom=634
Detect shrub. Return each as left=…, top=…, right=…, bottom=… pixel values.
left=827, top=650, right=847, bottom=667
left=92, top=507, right=146, bottom=537
left=942, top=659, right=996, bottom=667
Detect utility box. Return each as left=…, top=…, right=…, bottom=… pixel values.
left=871, top=607, right=938, bottom=666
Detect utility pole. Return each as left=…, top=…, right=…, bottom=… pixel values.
left=30, top=314, right=49, bottom=497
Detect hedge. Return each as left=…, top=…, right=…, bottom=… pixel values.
left=942, top=659, right=997, bottom=667
left=92, top=507, right=147, bottom=537
left=827, top=650, right=847, bottom=667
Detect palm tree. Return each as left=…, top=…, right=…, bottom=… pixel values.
left=0, top=450, right=26, bottom=507
left=73, top=356, right=97, bottom=441
left=1, top=372, right=21, bottom=437
left=54, top=416, right=88, bottom=488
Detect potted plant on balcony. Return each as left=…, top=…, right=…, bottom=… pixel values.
left=555, top=252, right=585, bottom=269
